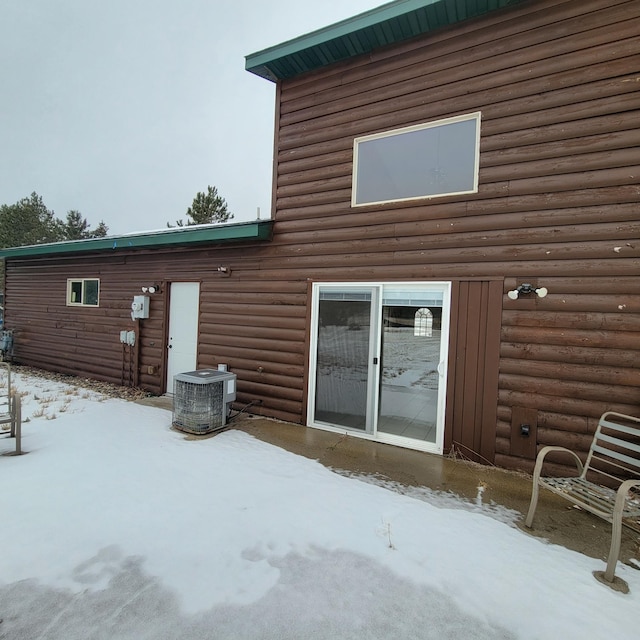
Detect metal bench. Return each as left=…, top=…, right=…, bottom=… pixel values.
left=0, top=361, right=22, bottom=456
left=525, top=411, right=640, bottom=586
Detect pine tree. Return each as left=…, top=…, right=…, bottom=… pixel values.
left=0, top=192, right=64, bottom=247
left=63, top=210, right=109, bottom=239
left=0, top=193, right=109, bottom=288
left=170, top=185, right=233, bottom=227
left=0, top=193, right=109, bottom=247
left=63, top=210, right=90, bottom=239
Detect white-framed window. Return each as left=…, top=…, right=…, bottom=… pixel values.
left=67, top=278, right=100, bottom=306
left=352, top=111, right=481, bottom=207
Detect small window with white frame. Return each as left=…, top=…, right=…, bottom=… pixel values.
left=67, top=278, right=100, bottom=306
left=352, top=112, right=481, bottom=207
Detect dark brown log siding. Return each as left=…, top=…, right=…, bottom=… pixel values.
left=4, top=246, right=307, bottom=423
left=270, top=0, right=640, bottom=472
left=4, top=0, right=639, bottom=470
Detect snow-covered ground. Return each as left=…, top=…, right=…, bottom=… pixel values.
left=1, top=371, right=638, bottom=639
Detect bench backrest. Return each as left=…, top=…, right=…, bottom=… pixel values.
left=583, top=412, right=640, bottom=488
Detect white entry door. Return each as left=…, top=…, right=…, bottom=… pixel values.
left=166, top=282, right=200, bottom=392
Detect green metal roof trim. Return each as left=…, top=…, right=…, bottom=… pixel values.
left=246, top=0, right=520, bottom=81
left=0, top=220, right=273, bottom=259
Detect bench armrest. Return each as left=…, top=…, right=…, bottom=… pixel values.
left=614, top=479, right=640, bottom=513
left=532, top=446, right=584, bottom=485
left=526, top=446, right=586, bottom=529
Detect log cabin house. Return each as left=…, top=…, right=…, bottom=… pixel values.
left=1, top=0, right=638, bottom=474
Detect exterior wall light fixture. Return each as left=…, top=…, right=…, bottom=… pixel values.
left=141, top=285, right=162, bottom=294
left=507, top=283, right=548, bottom=300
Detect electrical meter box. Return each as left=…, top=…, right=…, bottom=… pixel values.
left=131, top=295, right=150, bottom=320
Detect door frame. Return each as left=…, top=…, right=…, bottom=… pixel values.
left=164, top=281, right=201, bottom=393
left=307, top=281, right=451, bottom=454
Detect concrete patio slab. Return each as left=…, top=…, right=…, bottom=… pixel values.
left=136, top=395, right=640, bottom=569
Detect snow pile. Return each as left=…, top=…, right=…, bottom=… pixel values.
left=1, top=371, right=638, bottom=639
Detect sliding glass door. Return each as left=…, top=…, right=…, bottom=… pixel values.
left=313, top=287, right=378, bottom=431
left=378, top=287, right=445, bottom=444
left=309, top=282, right=450, bottom=453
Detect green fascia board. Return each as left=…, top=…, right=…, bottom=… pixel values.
left=0, top=220, right=273, bottom=259
left=245, top=0, right=517, bottom=81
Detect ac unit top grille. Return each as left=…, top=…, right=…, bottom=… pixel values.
left=174, top=369, right=235, bottom=385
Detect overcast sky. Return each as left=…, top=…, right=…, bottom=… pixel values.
left=0, top=0, right=378, bottom=235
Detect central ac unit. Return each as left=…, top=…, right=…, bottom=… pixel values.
left=172, top=369, right=237, bottom=435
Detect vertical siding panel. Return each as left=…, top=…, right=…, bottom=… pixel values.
left=450, top=281, right=470, bottom=451
left=480, top=280, right=503, bottom=464
left=460, top=283, right=482, bottom=458
left=472, top=282, right=490, bottom=458
left=446, top=280, right=502, bottom=463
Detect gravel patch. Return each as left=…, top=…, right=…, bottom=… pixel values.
left=9, top=364, right=153, bottom=402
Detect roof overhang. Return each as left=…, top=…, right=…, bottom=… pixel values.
left=245, top=0, right=521, bottom=82
left=0, top=220, right=273, bottom=259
